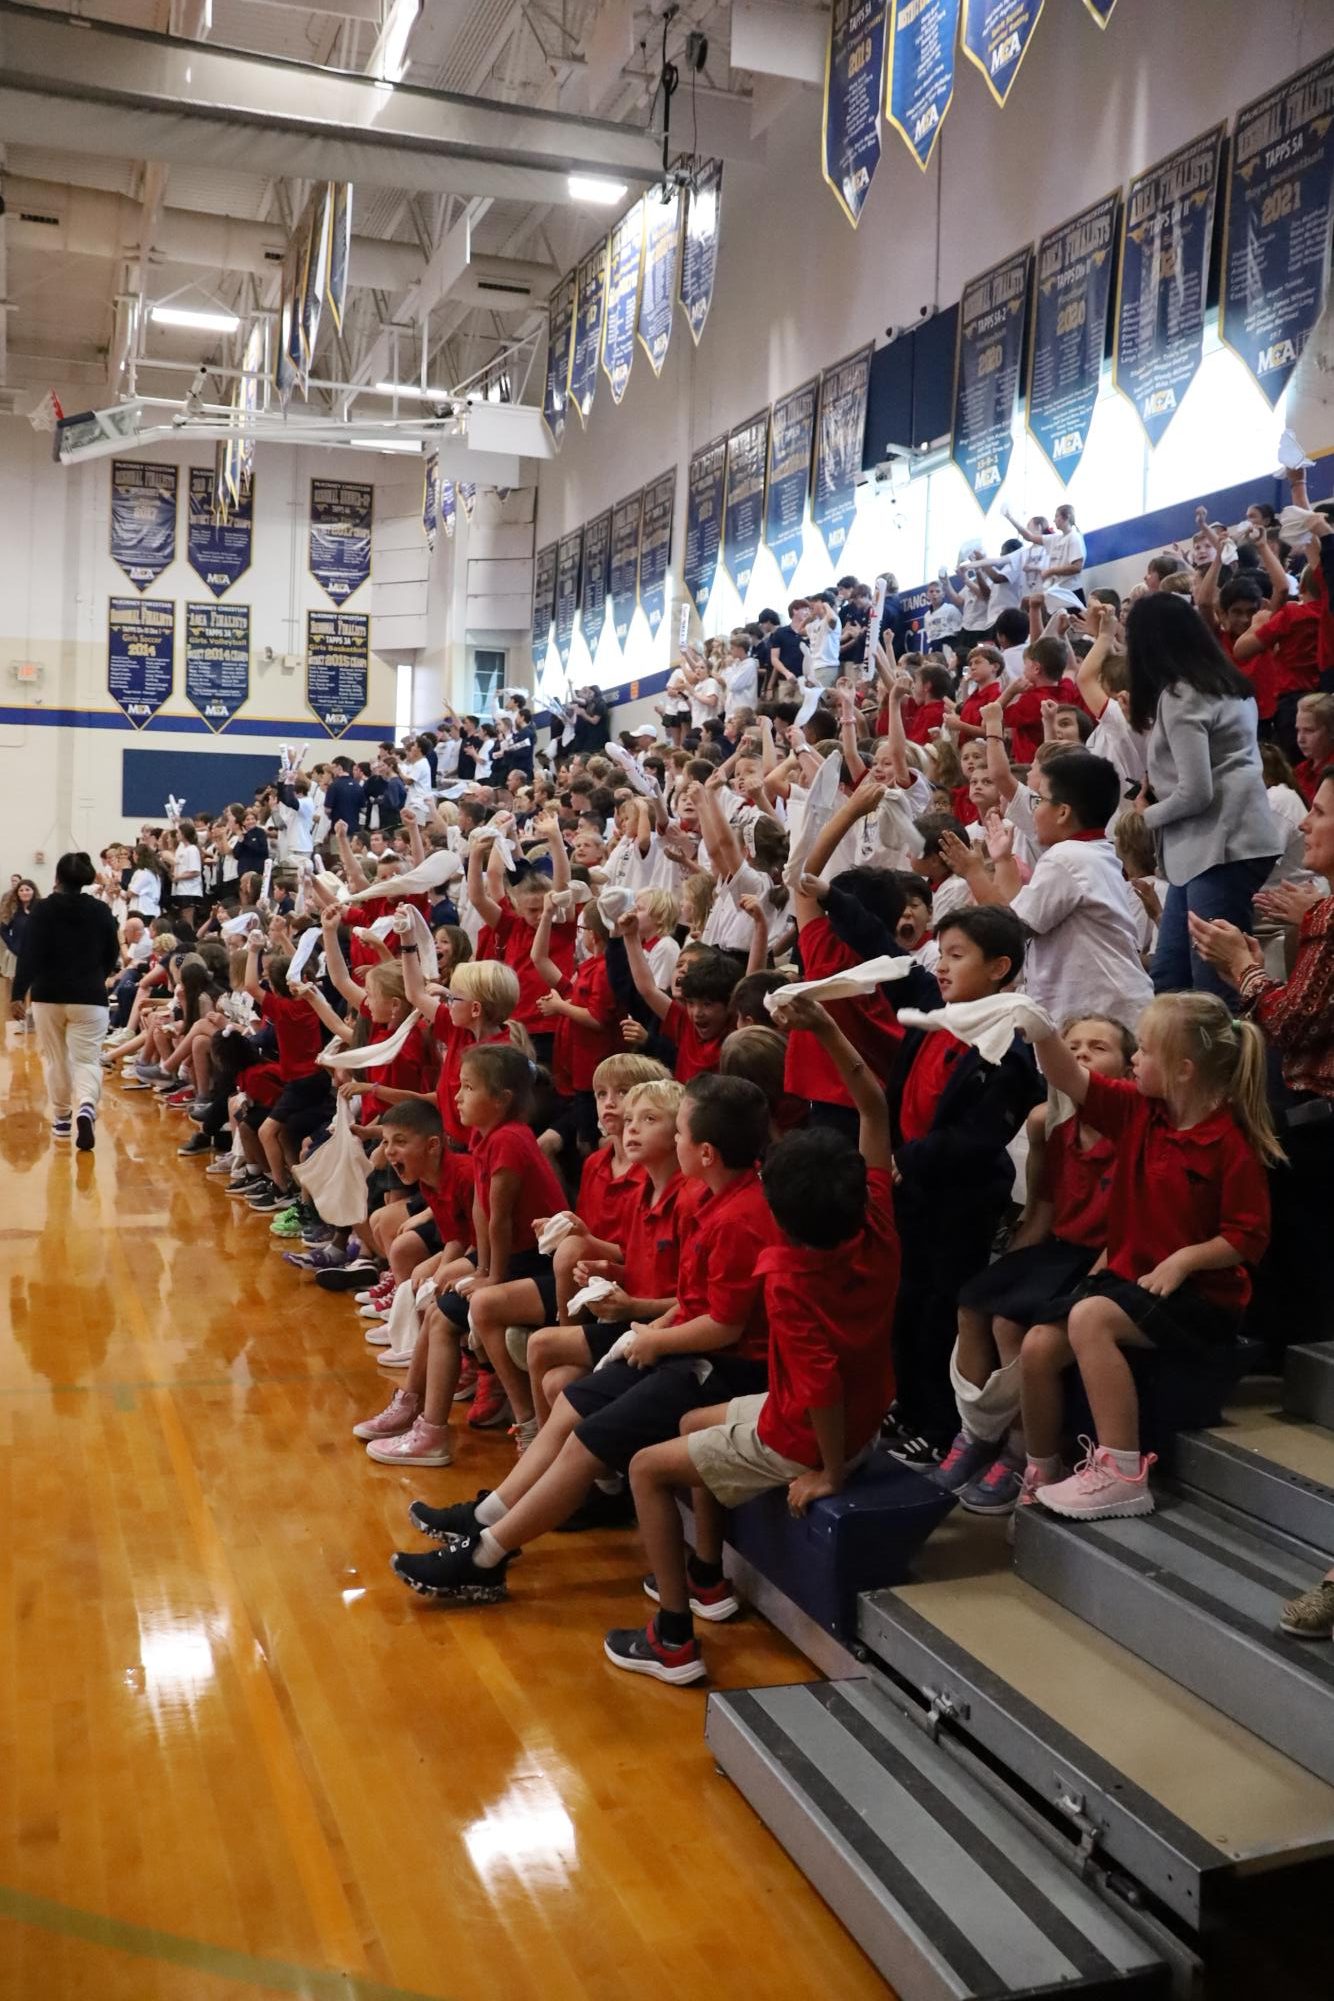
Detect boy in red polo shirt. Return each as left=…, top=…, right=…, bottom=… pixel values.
left=1001, top=638, right=1084, bottom=764
left=618, top=912, right=736, bottom=1080
left=1234, top=566, right=1322, bottom=759
left=605, top=999, right=899, bottom=1684
left=388, top=1075, right=777, bottom=1606
left=242, top=931, right=332, bottom=1212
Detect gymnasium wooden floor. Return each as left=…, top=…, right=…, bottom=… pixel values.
left=0, top=1035, right=887, bottom=2001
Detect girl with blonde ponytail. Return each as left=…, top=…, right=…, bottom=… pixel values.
left=1008, top=992, right=1278, bottom=1524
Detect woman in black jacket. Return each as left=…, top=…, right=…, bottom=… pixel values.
left=13, top=852, right=121, bottom=1150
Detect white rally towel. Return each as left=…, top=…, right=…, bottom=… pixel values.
left=896, top=995, right=1056, bottom=1066
left=537, top=1211, right=580, bottom=1255
left=392, top=902, right=439, bottom=981
left=877, top=788, right=925, bottom=859
left=319, top=1006, right=423, bottom=1071
left=376, top=1278, right=425, bottom=1368
left=793, top=680, right=823, bottom=728
left=767, top=955, right=917, bottom=1014
left=220, top=910, right=262, bottom=938
left=597, top=886, right=637, bottom=928
left=783, top=749, right=843, bottom=892
left=291, top=1096, right=370, bottom=1226
left=353, top=918, right=398, bottom=948
left=605, top=741, right=657, bottom=797
left=381, top=848, right=464, bottom=896
left=468, top=825, right=516, bottom=874
left=286, top=923, right=323, bottom=983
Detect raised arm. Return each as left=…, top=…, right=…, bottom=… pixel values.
left=772, top=993, right=891, bottom=1171
left=243, top=932, right=265, bottom=1002
left=696, top=774, right=743, bottom=880
left=467, top=835, right=504, bottom=929
left=614, top=911, right=673, bottom=1021
left=334, top=820, right=370, bottom=894
left=393, top=910, right=437, bottom=1013
left=529, top=900, right=562, bottom=989
left=1074, top=604, right=1114, bottom=718
left=319, top=905, right=365, bottom=1008
left=836, top=683, right=868, bottom=786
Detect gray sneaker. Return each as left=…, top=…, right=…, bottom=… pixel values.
left=930, top=1429, right=997, bottom=1494
left=959, top=1452, right=1026, bottom=1516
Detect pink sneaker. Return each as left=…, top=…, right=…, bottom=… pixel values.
left=352, top=1389, right=421, bottom=1441
left=453, top=1355, right=478, bottom=1403
left=1036, top=1439, right=1157, bottom=1522
left=1006, top=1460, right=1054, bottom=1545
left=365, top=1416, right=453, bottom=1467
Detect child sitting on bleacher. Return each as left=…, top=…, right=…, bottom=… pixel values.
left=602, top=995, right=898, bottom=1685
left=1017, top=992, right=1279, bottom=1520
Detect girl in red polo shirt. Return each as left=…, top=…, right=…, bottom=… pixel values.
left=1018, top=992, right=1280, bottom=1521
left=534, top=899, right=623, bottom=1152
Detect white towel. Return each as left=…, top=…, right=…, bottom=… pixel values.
left=287, top=923, right=323, bottom=982
left=598, top=886, right=637, bottom=928
left=783, top=751, right=842, bottom=892
left=896, top=995, right=1056, bottom=1066
left=877, top=788, right=925, bottom=859
left=319, top=1006, right=423, bottom=1071
left=605, top=741, right=657, bottom=797
left=767, top=955, right=917, bottom=1014
left=220, top=910, right=262, bottom=938
left=793, top=681, right=822, bottom=728
left=1278, top=505, right=1326, bottom=544
left=393, top=903, right=439, bottom=981
left=537, top=1211, right=580, bottom=1255
left=382, top=848, right=464, bottom=896
left=468, top=826, right=515, bottom=874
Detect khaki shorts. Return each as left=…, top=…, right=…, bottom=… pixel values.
left=686, top=1393, right=811, bottom=1509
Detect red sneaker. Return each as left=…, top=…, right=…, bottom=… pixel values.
left=453, top=1355, right=478, bottom=1403
left=467, top=1369, right=512, bottom=1430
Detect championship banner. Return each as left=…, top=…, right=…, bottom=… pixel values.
left=1082, top=0, right=1117, bottom=20
left=543, top=271, right=576, bottom=447
left=554, top=528, right=584, bottom=669
left=609, top=491, right=643, bottom=645
left=637, top=189, right=681, bottom=375
left=1029, top=191, right=1120, bottom=483
left=1115, top=125, right=1224, bottom=447
left=299, top=185, right=331, bottom=383
left=679, top=159, right=723, bottom=345
left=441, top=480, right=457, bottom=539
left=823, top=0, right=888, bottom=228
left=952, top=247, right=1031, bottom=504
left=306, top=610, right=369, bottom=738
left=326, top=181, right=352, bottom=333
left=765, top=379, right=818, bottom=584
left=283, top=221, right=311, bottom=392
left=423, top=454, right=440, bottom=550
left=683, top=437, right=726, bottom=614
left=638, top=469, right=676, bottom=637
left=185, top=600, right=250, bottom=732
left=723, top=408, right=769, bottom=594
left=108, top=596, right=174, bottom=728
left=812, top=345, right=873, bottom=558
left=187, top=465, right=252, bottom=596
left=532, top=542, right=557, bottom=663
left=310, top=478, right=372, bottom=602
left=961, top=0, right=1045, bottom=109
left=1222, top=53, right=1334, bottom=408
left=274, top=231, right=301, bottom=403
left=458, top=481, right=477, bottom=523
left=581, top=510, right=612, bottom=660
left=236, top=322, right=263, bottom=494
left=602, top=202, right=645, bottom=405
left=570, top=240, right=608, bottom=425
left=886, top=0, right=959, bottom=173
left=110, top=459, right=177, bottom=590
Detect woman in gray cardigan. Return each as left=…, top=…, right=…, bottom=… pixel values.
left=1124, top=593, right=1279, bottom=997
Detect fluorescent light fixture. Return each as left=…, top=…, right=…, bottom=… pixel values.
left=567, top=175, right=627, bottom=205
left=150, top=305, right=240, bottom=334
left=374, top=0, right=423, bottom=83
left=373, top=381, right=446, bottom=401
left=349, top=437, right=422, bottom=454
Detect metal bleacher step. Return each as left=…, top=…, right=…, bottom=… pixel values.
left=706, top=1677, right=1170, bottom=2001
left=1282, top=1342, right=1334, bottom=1432
left=855, top=1517, right=1334, bottom=1930
left=1013, top=1494, right=1334, bottom=1787
left=1173, top=1408, right=1334, bottom=1555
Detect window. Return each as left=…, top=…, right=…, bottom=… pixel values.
left=394, top=662, right=413, bottom=739
left=471, top=648, right=505, bottom=712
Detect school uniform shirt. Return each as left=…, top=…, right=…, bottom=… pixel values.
left=128, top=867, right=162, bottom=918
left=897, top=1030, right=968, bottom=1143
left=985, top=548, right=1026, bottom=618
left=700, top=858, right=770, bottom=954
left=674, top=1167, right=778, bottom=1360
left=260, top=990, right=326, bottom=1082
left=783, top=915, right=905, bottom=1110
left=553, top=954, right=621, bottom=1092
left=1006, top=677, right=1085, bottom=763
left=1079, top=1070, right=1270, bottom=1315
left=957, top=574, right=992, bottom=633
left=479, top=905, right=578, bottom=1035
left=1041, top=1118, right=1116, bottom=1248
left=620, top=1171, right=706, bottom=1300
left=1010, top=834, right=1154, bottom=1027
left=420, top=1151, right=476, bottom=1248
left=722, top=656, right=759, bottom=717
left=923, top=603, right=962, bottom=649
left=903, top=697, right=945, bottom=745
left=1245, top=600, right=1321, bottom=700
left=769, top=625, right=806, bottom=677
left=1086, top=698, right=1147, bottom=801
left=470, top=1119, right=567, bottom=1254
left=173, top=844, right=204, bottom=898
left=754, top=1166, right=899, bottom=1465
left=927, top=874, right=975, bottom=923
left=358, top=1006, right=435, bottom=1121
left=575, top=1143, right=645, bottom=1250
left=430, top=1011, right=512, bottom=1146
left=959, top=680, right=1003, bottom=728
left=661, top=998, right=725, bottom=1082
left=1040, top=527, right=1087, bottom=609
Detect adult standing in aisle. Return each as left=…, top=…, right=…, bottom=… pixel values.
left=12, top=852, right=120, bottom=1150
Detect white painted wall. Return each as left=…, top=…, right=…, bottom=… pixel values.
left=530, top=0, right=1334, bottom=696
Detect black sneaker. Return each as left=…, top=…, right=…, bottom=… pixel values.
left=882, top=1428, right=945, bottom=1470
left=313, top=1258, right=383, bottom=1292
left=246, top=1183, right=288, bottom=1213
left=408, top=1490, right=490, bottom=1543
left=75, top=1108, right=95, bottom=1153
left=603, top=1619, right=706, bottom=1685
left=178, top=1131, right=212, bottom=1157
left=554, top=1482, right=636, bottom=1533
left=390, top=1538, right=509, bottom=1603
left=226, top=1170, right=264, bottom=1197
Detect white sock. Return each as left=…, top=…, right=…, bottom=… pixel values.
left=475, top=1491, right=507, bottom=1527
left=1106, top=1446, right=1142, bottom=1476
left=1027, top=1454, right=1061, bottom=1481
left=473, top=1526, right=508, bottom=1569
left=594, top=1475, right=623, bottom=1496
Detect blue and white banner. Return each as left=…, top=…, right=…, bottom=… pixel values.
left=306, top=610, right=369, bottom=738
left=1082, top=0, right=1117, bottom=21
left=570, top=240, right=608, bottom=425
left=187, top=465, right=252, bottom=596
left=679, top=159, right=722, bottom=345
left=610, top=491, right=643, bottom=645
left=886, top=0, right=959, bottom=173
left=554, top=528, right=583, bottom=669
left=441, top=480, right=457, bottom=539
left=1029, top=191, right=1120, bottom=483
left=185, top=600, right=250, bottom=733
left=723, top=408, right=769, bottom=594
left=310, top=478, right=372, bottom=602
left=457, top=481, right=477, bottom=523
left=543, top=270, right=576, bottom=447
left=326, top=181, right=352, bottom=333
left=637, top=189, right=681, bottom=375
left=299, top=185, right=331, bottom=385
left=111, top=459, right=177, bottom=591
left=960, top=0, right=1044, bottom=109
left=823, top=0, right=888, bottom=227
left=952, top=247, right=1031, bottom=503
left=423, top=454, right=440, bottom=550
left=1222, top=54, right=1334, bottom=408
left=602, top=203, right=644, bottom=405
left=766, top=379, right=818, bottom=583
left=812, top=346, right=873, bottom=558
left=532, top=542, right=557, bottom=664
left=638, top=469, right=676, bottom=637
left=581, top=510, right=612, bottom=660
left=108, top=596, right=174, bottom=728
left=1116, top=126, right=1224, bottom=448
left=683, top=437, right=727, bottom=614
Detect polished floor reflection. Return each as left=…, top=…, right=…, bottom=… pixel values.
left=0, top=1037, right=886, bottom=2000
